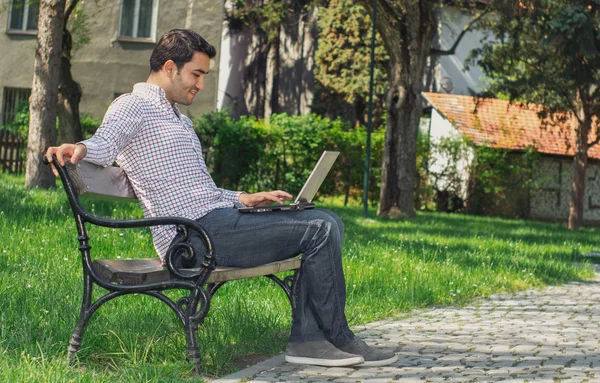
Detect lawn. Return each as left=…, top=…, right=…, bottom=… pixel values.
left=0, top=173, right=596, bottom=382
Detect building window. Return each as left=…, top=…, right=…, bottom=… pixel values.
left=119, top=0, right=157, bottom=40
left=7, top=0, right=39, bottom=33
left=2, top=88, right=31, bottom=126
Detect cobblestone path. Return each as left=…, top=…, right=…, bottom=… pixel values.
left=212, top=271, right=600, bottom=383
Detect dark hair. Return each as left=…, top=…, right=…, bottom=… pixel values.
left=150, top=29, right=217, bottom=72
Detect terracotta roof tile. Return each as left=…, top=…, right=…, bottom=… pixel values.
left=422, top=92, right=600, bottom=160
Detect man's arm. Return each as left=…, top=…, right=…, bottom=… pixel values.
left=46, top=95, right=143, bottom=176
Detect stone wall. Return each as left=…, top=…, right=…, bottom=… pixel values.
left=530, top=156, right=600, bottom=224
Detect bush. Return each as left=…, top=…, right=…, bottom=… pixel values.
left=3, top=102, right=29, bottom=141
left=2, top=104, right=102, bottom=142
left=193, top=111, right=384, bottom=203
left=80, top=113, right=102, bottom=139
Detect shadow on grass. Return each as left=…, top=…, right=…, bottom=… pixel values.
left=329, top=206, right=593, bottom=285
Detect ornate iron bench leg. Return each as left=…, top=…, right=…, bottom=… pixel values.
left=178, top=287, right=212, bottom=375
left=185, top=323, right=202, bottom=375
left=266, top=269, right=300, bottom=310
left=68, top=271, right=94, bottom=361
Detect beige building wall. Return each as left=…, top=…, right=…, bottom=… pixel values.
left=0, top=0, right=223, bottom=122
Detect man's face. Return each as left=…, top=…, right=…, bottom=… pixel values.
left=168, top=51, right=211, bottom=106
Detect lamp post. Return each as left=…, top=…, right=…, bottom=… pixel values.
left=363, top=0, right=377, bottom=218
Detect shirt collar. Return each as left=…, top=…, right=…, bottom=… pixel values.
left=132, top=82, right=182, bottom=119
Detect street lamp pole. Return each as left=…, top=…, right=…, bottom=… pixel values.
left=363, top=0, right=377, bottom=218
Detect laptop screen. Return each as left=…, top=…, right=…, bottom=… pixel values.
left=295, top=151, right=340, bottom=203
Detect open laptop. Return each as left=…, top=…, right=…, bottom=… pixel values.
left=238, top=151, right=340, bottom=213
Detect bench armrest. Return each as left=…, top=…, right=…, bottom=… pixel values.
left=45, top=155, right=215, bottom=282
left=79, top=211, right=215, bottom=280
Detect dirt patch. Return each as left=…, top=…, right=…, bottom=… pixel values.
left=230, top=353, right=273, bottom=371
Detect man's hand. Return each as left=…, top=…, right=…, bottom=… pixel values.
left=239, top=190, right=293, bottom=207
left=45, top=143, right=88, bottom=177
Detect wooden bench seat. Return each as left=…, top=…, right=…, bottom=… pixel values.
left=94, top=257, right=302, bottom=285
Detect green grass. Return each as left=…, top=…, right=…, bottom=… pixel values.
left=0, top=173, right=596, bottom=382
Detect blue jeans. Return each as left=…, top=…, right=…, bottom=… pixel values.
left=172, top=207, right=355, bottom=346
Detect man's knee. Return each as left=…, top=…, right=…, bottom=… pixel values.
left=317, top=209, right=344, bottom=242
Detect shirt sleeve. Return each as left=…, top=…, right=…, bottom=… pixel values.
left=218, top=189, right=242, bottom=203
left=79, top=95, right=144, bottom=166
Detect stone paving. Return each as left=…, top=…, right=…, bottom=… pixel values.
left=212, top=270, right=600, bottom=383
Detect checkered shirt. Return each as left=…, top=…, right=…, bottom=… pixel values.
left=81, top=83, right=241, bottom=260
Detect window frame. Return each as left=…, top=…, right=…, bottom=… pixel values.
left=117, top=0, right=159, bottom=43
left=6, top=0, right=39, bottom=35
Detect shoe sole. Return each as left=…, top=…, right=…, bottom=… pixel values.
left=355, top=353, right=398, bottom=367
left=285, top=354, right=364, bottom=367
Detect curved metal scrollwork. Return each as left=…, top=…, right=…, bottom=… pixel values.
left=165, top=225, right=215, bottom=281
left=190, top=288, right=211, bottom=328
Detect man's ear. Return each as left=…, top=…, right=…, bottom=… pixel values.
left=163, top=60, right=177, bottom=78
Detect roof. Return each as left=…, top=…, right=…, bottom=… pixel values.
left=422, top=92, right=600, bottom=160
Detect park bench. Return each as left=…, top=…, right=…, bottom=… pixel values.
left=45, top=156, right=301, bottom=374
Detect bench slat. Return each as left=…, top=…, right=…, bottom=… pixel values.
left=93, top=258, right=301, bottom=286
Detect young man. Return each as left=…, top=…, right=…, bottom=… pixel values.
left=45, top=29, right=397, bottom=368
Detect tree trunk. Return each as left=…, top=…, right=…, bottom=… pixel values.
left=357, top=0, right=436, bottom=218
left=25, top=0, right=66, bottom=189
left=378, top=81, right=425, bottom=217
left=246, top=30, right=268, bottom=119
left=269, top=24, right=281, bottom=116
left=58, top=24, right=83, bottom=143
left=568, top=101, right=591, bottom=230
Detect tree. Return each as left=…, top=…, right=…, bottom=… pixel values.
left=224, top=0, right=317, bottom=118
left=25, top=0, right=65, bottom=188
left=354, top=0, right=486, bottom=218
left=471, top=0, right=600, bottom=229
left=57, top=0, right=88, bottom=144
left=313, top=0, right=388, bottom=128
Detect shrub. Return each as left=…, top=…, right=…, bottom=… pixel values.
left=80, top=114, right=102, bottom=139
left=193, top=111, right=384, bottom=203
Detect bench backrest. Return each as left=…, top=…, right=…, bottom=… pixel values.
left=66, top=161, right=137, bottom=203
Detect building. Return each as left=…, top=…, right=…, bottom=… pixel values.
left=423, top=92, right=600, bottom=224
left=426, top=2, right=491, bottom=96
left=0, top=0, right=223, bottom=125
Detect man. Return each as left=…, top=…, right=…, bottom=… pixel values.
left=46, top=29, right=397, bottom=368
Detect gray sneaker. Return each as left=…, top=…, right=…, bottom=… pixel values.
left=285, top=340, right=365, bottom=367
left=337, top=337, right=398, bottom=367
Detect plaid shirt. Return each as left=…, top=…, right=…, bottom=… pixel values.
left=82, top=83, right=241, bottom=259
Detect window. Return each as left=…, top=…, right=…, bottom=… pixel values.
left=2, top=88, right=31, bottom=126
left=119, top=0, right=157, bottom=40
left=8, top=0, right=39, bottom=33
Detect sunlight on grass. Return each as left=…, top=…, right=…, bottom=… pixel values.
left=0, top=174, right=596, bottom=381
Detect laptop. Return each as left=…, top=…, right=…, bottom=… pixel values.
left=238, top=151, right=340, bottom=213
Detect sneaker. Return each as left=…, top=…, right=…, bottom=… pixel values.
left=285, top=340, right=365, bottom=367
left=337, top=337, right=398, bottom=367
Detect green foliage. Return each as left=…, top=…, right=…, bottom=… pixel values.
left=314, top=0, right=388, bottom=107
left=426, top=135, right=472, bottom=212
left=2, top=105, right=101, bottom=142
left=193, top=111, right=384, bottom=203
left=80, top=113, right=102, bottom=139
left=67, top=5, right=93, bottom=52
left=471, top=0, right=600, bottom=115
left=468, top=146, right=541, bottom=218
left=415, top=125, right=434, bottom=211
left=2, top=101, right=29, bottom=141
left=425, top=134, right=542, bottom=217
left=226, top=0, right=315, bottom=40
